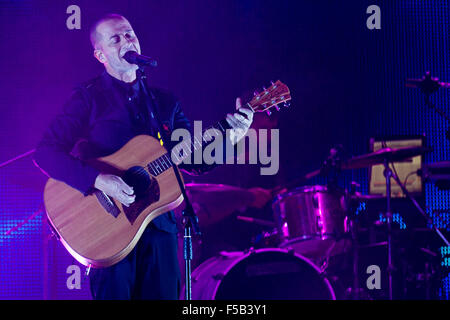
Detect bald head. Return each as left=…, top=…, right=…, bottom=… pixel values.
left=90, top=14, right=129, bottom=49
left=89, top=14, right=141, bottom=82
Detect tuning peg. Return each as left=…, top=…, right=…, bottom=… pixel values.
left=254, top=90, right=259, bottom=96
left=266, top=110, right=272, bottom=116
left=275, top=105, right=280, bottom=111
left=283, top=102, right=290, bottom=108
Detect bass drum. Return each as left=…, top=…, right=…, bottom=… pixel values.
left=181, top=248, right=336, bottom=300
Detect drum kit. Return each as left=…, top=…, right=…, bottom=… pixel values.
left=178, top=144, right=450, bottom=300
left=181, top=72, right=450, bottom=300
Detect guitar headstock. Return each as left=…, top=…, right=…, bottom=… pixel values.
left=247, top=80, right=291, bottom=115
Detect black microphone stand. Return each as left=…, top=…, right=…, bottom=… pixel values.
left=137, top=68, right=201, bottom=300
left=173, top=163, right=201, bottom=301
left=406, top=71, right=450, bottom=141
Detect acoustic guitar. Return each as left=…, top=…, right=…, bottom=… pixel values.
left=44, top=80, right=291, bottom=268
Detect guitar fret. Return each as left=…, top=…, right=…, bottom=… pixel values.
left=174, top=145, right=182, bottom=160
left=217, top=121, right=225, bottom=133
left=182, top=141, right=192, bottom=154
left=204, top=127, right=215, bottom=142
left=171, top=148, right=180, bottom=163
left=162, top=154, right=169, bottom=167
left=155, top=159, right=162, bottom=172
left=157, top=158, right=164, bottom=171
left=165, top=154, right=173, bottom=166
left=150, top=161, right=158, bottom=174
left=155, top=160, right=163, bottom=173
left=154, top=161, right=161, bottom=174
left=160, top=156, right=169, bottom=170
left=203, top=131, right=211, bottom=142
left=159, top=157, right=166, bottom=170
left=148, top=162, right=156, bottom=176
left=193, top=136, right=202, bottom=150
left=161, top=158, right=168, bottom=170
left=164, top=154, right=173, bottom=169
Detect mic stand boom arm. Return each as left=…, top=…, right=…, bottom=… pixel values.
left=406, top=71, right=450, bottom=140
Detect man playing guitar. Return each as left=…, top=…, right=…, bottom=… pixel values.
left=34, top=13, right=253, bottom=300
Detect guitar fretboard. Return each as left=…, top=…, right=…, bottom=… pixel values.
left=147, top=153, right=174, bottom=176
left=147, top=103, right=259, bottom=176
left=168, top=118, right=231, bottom=167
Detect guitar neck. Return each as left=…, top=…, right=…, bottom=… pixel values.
left=149, top=78, right=291, bottom=172
left=146, top=116, right=232, bottom=177
left=169, top=116, right=235, bottom=166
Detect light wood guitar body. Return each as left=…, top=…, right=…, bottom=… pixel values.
left=44, top=135, right=184, bottom=268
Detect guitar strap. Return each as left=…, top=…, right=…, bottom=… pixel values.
left=137, top=68, right=167, bottom=148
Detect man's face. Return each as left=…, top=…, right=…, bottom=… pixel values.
left=93, top=18, right=141, bottom=74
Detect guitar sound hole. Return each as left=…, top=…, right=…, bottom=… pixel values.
left=121, top=166, right=160, bottom=224
left=122, top=166, right=152, bottom=196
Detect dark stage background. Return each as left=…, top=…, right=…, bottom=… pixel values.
left=0, top=0, right=449, bottom=299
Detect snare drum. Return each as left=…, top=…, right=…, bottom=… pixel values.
left=272, top=185, right=350, bottom=260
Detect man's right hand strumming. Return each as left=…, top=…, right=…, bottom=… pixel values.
left=94, top=173, right=136, bottom=207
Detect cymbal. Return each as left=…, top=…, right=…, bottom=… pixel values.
left=305, top=146, right=432, bottom=179
left=350, top=192, right=385, bottom=201
left=174, top=183, right=271, bottom=227
left=341, top=146, right=432, bottom=170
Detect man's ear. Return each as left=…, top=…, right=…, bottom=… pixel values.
left=94, top=49, right=106, bottom=63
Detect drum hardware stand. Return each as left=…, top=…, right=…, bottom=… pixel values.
left=322, top=145, right=344, bottom=190
left=320, top=145, right=345, bottom=274
left=381, top=157, right=450, bottom=300
left=389, top=163, right=450, bottom=248
left=382, top=158, right=395, bottom=300
left=345, top=181, right=365, bottom=300
left=348, top=219, right=364, bottom=300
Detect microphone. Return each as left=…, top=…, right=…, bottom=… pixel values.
left=406, top=71, right=450, bottom=95
left=123, top=51, right=158, bottom=68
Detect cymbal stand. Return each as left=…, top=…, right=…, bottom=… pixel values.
left=382, top=158, right=395, bottom=300
left=390, top=165, right=449, bottom=247
left=347, top=182, right=364, bottom=300
left=382, top=157, right=450, bottom=300
left=350, top=219, right=361, bottom=300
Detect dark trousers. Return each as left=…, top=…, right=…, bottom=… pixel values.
left=89, top=224, right=181, bottom=300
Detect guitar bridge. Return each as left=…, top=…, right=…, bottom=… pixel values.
left=94, top=190, right=121, bottom=218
